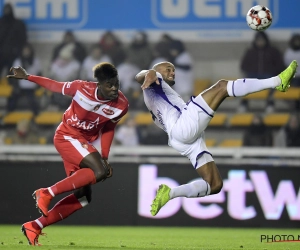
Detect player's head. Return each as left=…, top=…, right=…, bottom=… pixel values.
left=152, top=62, right=175, bottom=86
left=93, top=62, right=119, bottom=100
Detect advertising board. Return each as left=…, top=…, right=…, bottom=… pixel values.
left=1, top=161, right=299, bottom=228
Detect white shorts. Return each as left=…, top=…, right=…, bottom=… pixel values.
left=168, top=94, right=214, bottom=169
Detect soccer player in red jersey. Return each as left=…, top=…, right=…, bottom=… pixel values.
left=7, top=62, right=128, bottom=246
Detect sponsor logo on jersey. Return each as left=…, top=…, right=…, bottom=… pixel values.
left=66, top=114, right=100, bottom=130
left=157, top=110, right=166, bottom=131
left=102, top=108, right=115, bottom=115
left=80, top=97, right=93, bottom=106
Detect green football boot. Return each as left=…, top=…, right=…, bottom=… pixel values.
left=150, top=184, right=171, bottom=216
left=276, top=60, right=298, bottom=92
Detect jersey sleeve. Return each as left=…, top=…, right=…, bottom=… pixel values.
left=27, top=75, right=65, bottom=93
left=62, top=80, right=84, bottom=97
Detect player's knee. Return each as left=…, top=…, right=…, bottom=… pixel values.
left=80, top=153, right=108, bottom=182
left=216, top=79, right=228, bottom=89
left=208, top=80, right=228, bottom=98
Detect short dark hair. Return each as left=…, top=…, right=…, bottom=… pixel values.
left=93, top=62, right=118, bottom=83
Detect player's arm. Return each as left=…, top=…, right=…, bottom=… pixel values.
left=135, top=69, right=160, bottom=90
left=101, top=121, right=117, bottom=161
left=101, top=107, right=128, bottom=159
left=7, top=66, right=65, bottom=93
left=100, top=121, right=116, bottom=179
left=101, top=107, right=128, bottom=178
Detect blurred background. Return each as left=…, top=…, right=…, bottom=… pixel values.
left=0, top=0, right=300, bottom=228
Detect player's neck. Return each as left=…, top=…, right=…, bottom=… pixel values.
left=96, top=88, right=106, bottom=100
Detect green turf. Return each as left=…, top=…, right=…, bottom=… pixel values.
left=0, top=225, right=299, bottom=249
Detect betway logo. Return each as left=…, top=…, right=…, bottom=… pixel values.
left=2, top=0, right=88, bottom=29
left=138, top=165, right=300, bottom=220
left=151, top=0, right=278, bottom=28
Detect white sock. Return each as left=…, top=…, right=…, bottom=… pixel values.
left=169, top=180, right=211, bottom=199
left=226, top=77, right=281, bottom=97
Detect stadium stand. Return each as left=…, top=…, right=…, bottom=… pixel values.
left=205, top=138, right=216, bottom=147
left=0, top=37, right=298, bottom=148
left=229, top=113, right=254, bottom=126
left=263, top=113, right=290, bottom=126
left=273, top=87, right=300, bottom=100
left=218, top=139, right=243, bottom=147
left=193, top=78, right=211, bottom=96
left=134, top=112, right=153, bottom=125
left=0, top=85, right=12, bottom=98
left=2, top=111, right=33, bottom=125
left=209, top=113, right=227, bottom=126
left=0, top=77, right=12, bottom=98
left=117, top=113, right=129, bottom=125
left=34, top=111, right=64, bottom=125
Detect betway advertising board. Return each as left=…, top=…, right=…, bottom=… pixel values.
left=0, top=0, right=299, bottom=41
left=1, top=161, right=299, bottom=228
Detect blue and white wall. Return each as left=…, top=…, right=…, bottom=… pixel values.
left=0, top=0, right=299, bottom=42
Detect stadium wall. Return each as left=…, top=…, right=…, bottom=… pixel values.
left=1, top=161, right=300, bottom=228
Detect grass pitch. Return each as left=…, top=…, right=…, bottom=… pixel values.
left=0, top=225, right=299, bottom=250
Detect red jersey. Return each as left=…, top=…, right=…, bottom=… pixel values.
left=28, top=75, right=128, bottom=158
left=58, top=80, right=128, bottom=141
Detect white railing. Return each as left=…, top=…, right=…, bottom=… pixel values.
left=0, top=145, right=300, bottom=167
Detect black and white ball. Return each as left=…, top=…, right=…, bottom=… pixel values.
left=246, top=5, right=272, bottom=31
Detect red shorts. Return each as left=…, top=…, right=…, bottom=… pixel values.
left=54, top=132, right=99, bottom=176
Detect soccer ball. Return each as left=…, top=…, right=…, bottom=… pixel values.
left=246, top=5, right=272, bottom=31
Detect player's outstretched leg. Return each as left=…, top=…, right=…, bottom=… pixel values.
left=276, top=60, right=298, bottom=92
left=201, top=60, right=298, bottom=111
left=21, top=221, right=45, bottom=246
left=150, top=184, right=171, bottom=216
left=32, top=188, right=53, bottom=217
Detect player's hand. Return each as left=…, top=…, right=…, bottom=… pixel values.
left=103, top=159, right=113, bottom=179
left=7, top=66, right=29, bottom=80
left=141, top=69, right=160, bottom=90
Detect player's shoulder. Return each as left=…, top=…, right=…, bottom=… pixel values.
left=75, top=80, right=97, bottom=91
left=65, top=80, right=97, bottom=97
left=77, top=80, right=97, bottom=87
